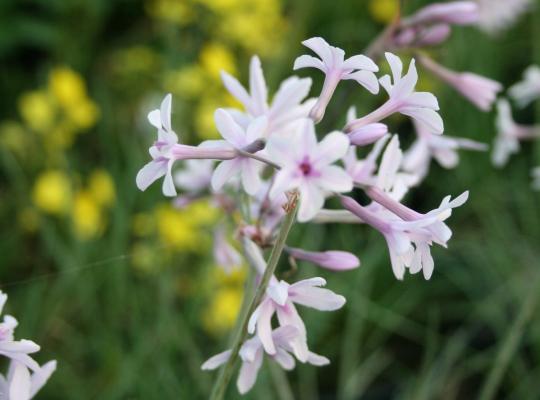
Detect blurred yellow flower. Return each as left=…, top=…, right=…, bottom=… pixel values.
left=49, top=67, right=87, bottom=108
left=155, top=204, right=201, bottom=251
left=211, top=266, right=246, bottom=286
left=18, top=208, right=40, bottom=233
left=32, top=170, right=72, bottom=215
left=65, top=98, right=99, bottom=130
left=146, top=0, right=195, bottom=25
left=184, top=200, right=220, bottom=226
left=203, top=287, right=243, bottom=335
left=88, top=169, right=116, bottom=207
left=72, top=190, right=104, bottom=240
left=0, top=121, right=28, bottom=155
left=195, top=99, right=221, bottom=140
left=133, top=213, right=156, bottom=237
left=165, top=65, right=206, bottom=97
left=369, top=0, right=399, bottom=24
left=200, top=42, right=237, bottom=78
left=18, top=90, right=55, bottom=133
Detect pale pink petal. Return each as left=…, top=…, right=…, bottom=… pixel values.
left=136, top=160, right=166, bottom=191
left=298, top=183, right=325, bottom=222
left=400, top=107, right=444, bottom=134
left=221, top=71, right=251, bottom=111
left=162, top=161, right=177, bottom=197
left=249, top=56, right=268, bottom=116
left=160, top=94, right=172, bottom=132
left=270, top=77, right=313, bottom=118
left=302, top=37, right=333, bottom=66
left=385, top=52, right=403, bottom=84
left=246, top=116, right=268, bottom=142
left=237, top=349, right=263, bottom=394
left=293, top=55, right=325, bottom=71
left=257, top=299, right=277, bottom=355
left=269, top=169, right=299, bottom=201
left=201, top=350, right=232, bottom=370
left=147, top=110, right=161, bottom=129
left=211, top=159, right=240, bottom=191
left=317, top=166, right=353, bottom=193
left=342, top=55, right=379, bottom=72
left=241, top=159, right=263, bottom=195
left=314, top=131, right=350, bottom=165
left=9, top=362, right=31, bottom=400
left=214, top=109, right=246, bottom=147
left=343, top=70, right=380, bottom=94
left=29, top=360, right=56, bottom=398
left=406, top=92, right=440, bottom=109
left=376, top=135, right=402, bottom=191
left=273, top=349, right=295, bottom=370
left=289, top=286, right=346, bottom=311
left=307, top=352, right=330, bottom=366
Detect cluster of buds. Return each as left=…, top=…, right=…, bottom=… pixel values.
left=0, top=291, right=56, bottom=399
left=136, top=30, right=477, bottom=394
left=491, top=65, right=540, bottom=188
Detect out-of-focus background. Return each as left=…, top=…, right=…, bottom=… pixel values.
left=0, top=0, right=539, bottom=398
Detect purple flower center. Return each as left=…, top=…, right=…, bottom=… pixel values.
left=299, top=158, right=313, bottom=176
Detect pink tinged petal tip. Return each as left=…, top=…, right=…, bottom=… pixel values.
left=287, top=247, right=360, bottom=271
left=348, top=123, right=389, bottom=146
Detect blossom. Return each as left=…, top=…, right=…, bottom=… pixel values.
left=202, top=326, right=328, bottom=394
left=476, top=0, right=533, bottom=34
left=403, top=121, right=487, bottom=180
left=267, top=118, right=353, bottom=222
left=248, top=277, right=346, bottom=359
left=346, top=53, right=443, bottom=135
left=32, top=170, right=72, bottom=215
left=221, top=56, right=314, bottom=135
left=394, top=24, right=452, bottom=48
left=285, top=247, right=360, bottom=271
left=418, top=55, right=502, bottom=111
left=0, top=360, right=57, bottom=400
left=492, top=99, right=540, bottom=167
left=174, top=159, right=215, bottom=194
left=208, top=109, right=268, bottom=195
left=348, top=123, right=388, bottom=146
left=341, top=191, right=468, bottom=279
left=213, top=228, right=242, bottom=274
left=402, top=1, right=479, bottom=26
left=509, top=65, right=540, bottom=108
left=294, top=37, right=379, bottom=122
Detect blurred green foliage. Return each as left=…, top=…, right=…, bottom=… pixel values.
left=0, top=0, right=540, bottom=399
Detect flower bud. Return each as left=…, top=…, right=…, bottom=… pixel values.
left=286, top=247, right=360, bottom=271
left=348, top=123, right=388, bottom=146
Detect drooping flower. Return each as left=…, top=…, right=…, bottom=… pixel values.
left=221, top=56, right=314, bottom=136
left=294, top=37, right=379, bottom=123
left=402, top=1, right=479, bottom=26
left=201, top=325, right=328, bottom=395
left=403, top=121, right=488, bottom=180
left=345, top=53, right=444, bottom=134
left=418, top=55, right=502, bottom=111
left=476, top=0, right=533, bottom=34
left=509, top=65, right=540, bottom=108
left=248, top=277, right=346, bottom=359
left=208, top=109, right=269, bottom=195
left=136, top=95, right=236, bottom=196
left=267, top=118, right=353, bottom=222
left=285, top=247, right=360, bottom=271
left=492, top=99, right=540, bottom=167
left=341, top=191, right=468, bottom=280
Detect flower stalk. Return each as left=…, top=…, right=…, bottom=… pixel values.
left=209, top=192, right=299, bottom=400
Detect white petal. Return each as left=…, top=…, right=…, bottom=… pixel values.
left=237, top=350, right=263, bottom=394
left=269, top=169, right=299, bottom=201
left=289, top=286, right=346, bottom=311
left=9, top=362, right=31, bottom=400
left=201, top=350, right=232, bottom=370
left=293, top=55, right=325, bottom=71
left=302, top=37, right=333, bottom=66
left=214, top=109, right=246, bottom=147
left=400, top=107, right=444, bottom=134
left=162, top=161, right=177, bottom=197
left=147, top=109, right=161, bottom=129
left=249, top=56, right=268, bottom=116
left=342, top=54, right=379, bottom=72
left=406, top=92, right=440, bottom=109
left=246, top=116, right=268, bottom=142
left=385, top=52, right=403, bottom=83
left=298, top=183, right=325, bottom=223
left=315, top=131, right=350, bottom=165
left=29, top=360, right=56, bottom=398
left=307, top=352, right=330, bottom=366
left=211, top=159, right=240, bottom=192
left=393, top=58, right=418, bottom=98
left=221, top=71, right=251, bottom=111
left=160, top=93, right=172, bottom=132
left=343, top=71, right=380, bottom=94
left=270, top=77, right=312, bottom=119
left=273, top=349, right=296, bottom=370
left=318, top=166, right=353, bottom=193
left=257, top=299, right=277, bottom=355
left=376, top=135, right=402, bottom=191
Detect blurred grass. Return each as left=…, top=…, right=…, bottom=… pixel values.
left=1, top=0, right=540, bottom=399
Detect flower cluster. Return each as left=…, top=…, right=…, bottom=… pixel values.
left=0, top=291, right=56, bottom=399
left=136, top=32, right=473, bottom=394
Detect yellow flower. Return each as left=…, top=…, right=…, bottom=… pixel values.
left=49, top=67, right=87, bottom=108
left=203, top=287, right=243, bottom=335
left=211, top=266, right=246, bottom=286
left=195, top=0, right=243, bottom=14
left=165, top=65, right=206, bottom=97
left=32, top=170, right=72, bottom=215
left=195, top=99, right=221, bottom=140
left=369, top=0, right=399, bottom=24
left=184, top=200, right=220, bottom=226
left=146, top=0, right=195, bottom=25
left=18, top=208, right=40, bottom=233
left=65, top=98, right=99, bottom=130
left=155, top=204, right=201, bottom=251
left=88, top=169, right=116, bottom=207
left=72, top=190, right=104, bottom=240
left=18, top=90, right=55, bottom=133
left=200, top=42, right=237, bottom=78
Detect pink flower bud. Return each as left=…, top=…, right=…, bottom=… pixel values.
left=405, top=1, right=479, bottom=26
left=171, top=144, right=236, bottom=161
left=348, top=123, right=388, bottom=146
left=416, top=24, right=452, bottom=46
left=287, top=247, right=360, bottom=271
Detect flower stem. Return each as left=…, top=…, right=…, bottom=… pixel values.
left=208, top=192, right=299, bottom=400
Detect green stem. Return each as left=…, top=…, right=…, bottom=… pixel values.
left=209, top=192, right=299, bottom=400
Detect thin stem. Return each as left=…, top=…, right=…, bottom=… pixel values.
left=237, top=149, right=281, bottom=170
left=209, top=192, right=299, bottom=400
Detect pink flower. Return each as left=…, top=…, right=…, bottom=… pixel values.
left=509, top=65, right=540, bottom=108
left=213, top=228, right=242, bottom=274
left=221, top=56, right=314, bottom=136
left=403, top=1, right=479, bottom=26
left=492, top=99, right=540, bottom=167
left=201, top=326, right=328, bottom=394
left=341, top=191, right=468, bottom=280
left=286, top=247, right=360, bottom=271
left=248, top=277, right=346, bottom=360
left=209, top=109, right=269, bottom=195
left=267, top=119, right=353, bottom=222
left=348, top=123, right=388, bottom=146
left=346, top=53, right=444, bottom=135
left=294, top=37, right=379, bottom=123
left=476, top=0, right=533, bottom=34
left=403, top=121, right=487, bottom=180
left=419, top=55, right=501, bottom=111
